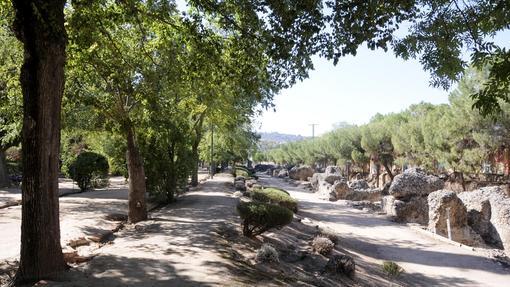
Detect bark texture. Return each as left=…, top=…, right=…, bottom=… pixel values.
left=126, top=126, right=148, bottom=223
left=0, top=149, right=10, bottom=187
left=11, top=0, right=67, bottom=284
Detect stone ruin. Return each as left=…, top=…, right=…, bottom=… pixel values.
left=288, top=165, right=314, bottom=181
left=458, top=186, right=510, bottom=252
left=382, top=168, right=444, bottom=224
left=311, top=166, right=382, bottom=202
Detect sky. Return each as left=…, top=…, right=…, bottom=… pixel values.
left=255, top=33, right=510, bottom=137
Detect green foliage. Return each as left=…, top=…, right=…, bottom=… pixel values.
left=251, top=187, right=297, bottom=212
left=237, top=201, right=293, bottom=237
left=265, top=68, right=510, bottom=177
left=66, top=152, right=109, bottom=192
left=382, top=261, right=404, bottom=278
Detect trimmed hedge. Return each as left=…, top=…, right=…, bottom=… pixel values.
left=237, top=201, right=293, bottom=237
left=67, top=151, right=109, bottom=192
left=252, top=187, right=298, bottom=212
left=234, top=165, right=258, bottom=179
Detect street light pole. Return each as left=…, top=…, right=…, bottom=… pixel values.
left=210, top=124, right=214, bottom=179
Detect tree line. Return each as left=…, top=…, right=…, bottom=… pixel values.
left=265, top=68, right=510, bottom=181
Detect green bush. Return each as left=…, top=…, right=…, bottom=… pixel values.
left=237, top=201, right=293, bottom=237
left=235, top=166, right=258, bottom=179
left=67, top=152, right=109, bottom=192
left=382, top=261, right=404, bottom=278
left=251, top=187, right=298, bottom=212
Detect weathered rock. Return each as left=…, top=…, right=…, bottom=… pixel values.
left=428, top=190, right=482, bottom=245
left=235, top=176, right=246, bottom=182
left=346, top=188, right=382, bottom=202
left=324, top=254, right=355, bottom=277
left=459, top=186, right=510, bottom=252
left=349, top=179, right=369, bottom=190
left=272, top=169, right=280, bottom=177
left=245, top=179, right=257, bottom=188
left=332, top=179, right=350, bottom=199
left=310, top=173, right=323, bottom=190
left=317, top=181, right=336, bottom=201
left=382, top=195, right=429, bottom=225
left=389, top=168, right=444, bottom=200
left=277, top=169, right=289, bottom=178
left=323, top=166, right=343, bottom=184
left=289, top=165, right=314, bottom=181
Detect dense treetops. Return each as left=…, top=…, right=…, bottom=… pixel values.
left=265, top=68, right=510, bottom=177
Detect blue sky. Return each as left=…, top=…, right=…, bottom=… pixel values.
left=256, top=33, right=510, bottom=137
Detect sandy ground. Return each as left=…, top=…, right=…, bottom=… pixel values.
left=257, top=174, right=510, bottom=287
left=0, top=177, right=129, bottom=262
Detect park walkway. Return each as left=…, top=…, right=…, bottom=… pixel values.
left=46, top=173, right=242, bottom=286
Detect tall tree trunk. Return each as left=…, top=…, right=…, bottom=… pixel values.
left=191, top=141, right=200, bottom=187
left=11, top=0, right=67, bottom=284
left=0, top=149, right=10, bottom=187
left=126, top=126, right=147, bottom=223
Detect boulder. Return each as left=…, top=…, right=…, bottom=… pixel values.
left=332, top=179, right=350, bottom=199
left=317, top=181, right=336, bottom=201
left=459, top=186, right=510, bottom=252
left=382, top=195, right=429, bottom=225
left=428, top=190, right=482, bottom=245
left=310, top=173, right=323, bottom=190
left=389, top=168, right=444, bottom=200
left=346, top=188, right=382, bottom=202
left=349, top=179, right=369, bottom=190
left=289, top=165, right=314, bottom=181
left=323, top=166, right=344, bottom=184
left=277, top=169, right=288, bottom=178
left=235, top=176, right=246, bottom=182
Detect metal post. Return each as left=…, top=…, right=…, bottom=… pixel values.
left=210, top=124, right=214, bottom=179
left=446, top=207, right=452, bottom=240
left=310, top=123, right=318, bottom=138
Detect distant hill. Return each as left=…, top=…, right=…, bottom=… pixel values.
left=258, top=132, right=308, bottom=145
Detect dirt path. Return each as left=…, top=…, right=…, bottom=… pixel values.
left=0, top=178, right=129, bottom=262
left=46, top=173, right=242, bottom=286
left=258, top=174, right=510, bottom=287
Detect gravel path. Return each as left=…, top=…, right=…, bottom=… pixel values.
left=258, top=174, right=510, bottom=287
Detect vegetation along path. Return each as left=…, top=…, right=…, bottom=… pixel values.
left=258, top=174, right=510, bottom=287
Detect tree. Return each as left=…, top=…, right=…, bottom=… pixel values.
left=8, top=0, right=67, bottom=284
left=0, top=13, right=22, bottom=187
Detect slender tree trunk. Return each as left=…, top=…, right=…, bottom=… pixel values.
left=383, top=162, right=394, bottom=180
left=0, top=149, right=10, bottom=187
left=11, top=0, right=67, bottom=284
left=126, top=126, right=147, bottom=223
left=191, top=141, right=200, bottom=187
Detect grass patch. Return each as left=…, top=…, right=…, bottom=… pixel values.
left=252, top=187, right=298, bottom=212
left=382, top=261, right=404, bottom=278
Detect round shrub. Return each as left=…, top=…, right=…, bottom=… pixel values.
left=256, top=244, right=279, bottom=263
left=67, top=151, right=109, bottom=192
left=324, top=255, right=356, bottom=277
left=237, top=201, right=293, bottom=237
left=312, top=236, right=335, bottom=255
left=251, top=187, right=298, bottom=212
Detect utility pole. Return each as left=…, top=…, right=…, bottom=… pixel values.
left=310, top=123, right=318, bottom=138
left=210, top=124, right=214, bottom=179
